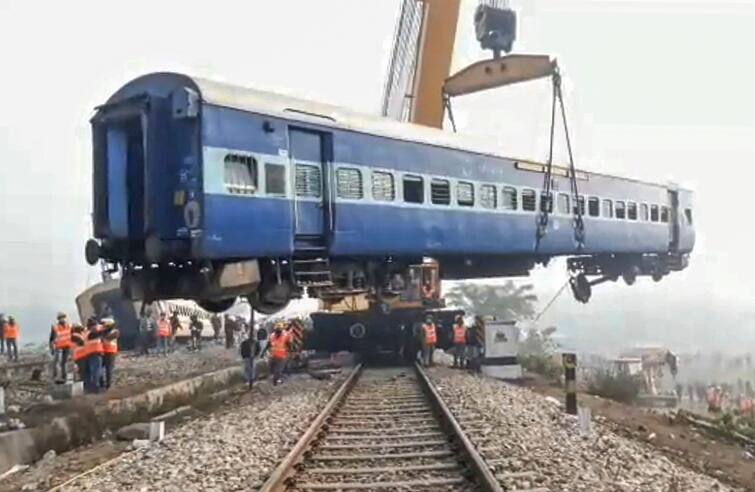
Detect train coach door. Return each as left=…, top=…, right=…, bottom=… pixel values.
left=289, top=128, right=332, bottom=246
left=668, top=189, right=680, bottom=252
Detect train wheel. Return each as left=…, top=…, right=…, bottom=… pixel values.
left=198, top=298, right=236, bottom=313
left=248, top=292, right=289, bottom=315
left=569, top=273, right=591, bottom=304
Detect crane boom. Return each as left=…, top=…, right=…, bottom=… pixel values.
left=409, top=0, right=461, bottom=128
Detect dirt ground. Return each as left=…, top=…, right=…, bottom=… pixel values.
left=524, top=375, right=755, bottom=492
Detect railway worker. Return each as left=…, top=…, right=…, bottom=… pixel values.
left=189, top=314, right=203, bottom=351
left=452, top=315, right=467, bottom=369
left=169, top=311, right=181, bottom=349
left=224, top=315, right=235, bottom=349
left=137, top=312, right=153, bottom=356
left=49, top=312, right=73, bottom=382
left=4, top=316, right=20, bottom=362
left=421, top=315, right=437, bottom=367
left=157, top=312, right=171, bottom=356
left=101, top=319, right=119, bottom=390
left=264, top=322, right=291, bottom=385
left=211, top=314, right=221, bottom=343
left=71, top=323, right=89, bottom=386
left=83, top=320, right=105, bottom=393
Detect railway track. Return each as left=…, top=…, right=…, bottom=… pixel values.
left=259, top=363, right=503, bottom=491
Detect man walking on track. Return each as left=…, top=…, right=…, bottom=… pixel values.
left=421, top=315, right=437, bottom=367
left=263, top=322, right=291, bottom=385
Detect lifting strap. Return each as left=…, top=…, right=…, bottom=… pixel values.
left=443, top=94, right=458, bottom=133
left=536, top=67, right=585, bottom=252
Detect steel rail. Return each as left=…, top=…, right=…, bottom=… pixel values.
left=258, top=363, right=363, bottom=492
left=414, top=362, right=505, bottom=492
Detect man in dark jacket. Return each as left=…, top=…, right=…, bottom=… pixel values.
left=240, top=331, right=260, bottom=389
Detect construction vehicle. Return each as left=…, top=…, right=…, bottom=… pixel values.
left=307, top=260, right=463, bottom=359
left=612, top=346, right=679, bottom=407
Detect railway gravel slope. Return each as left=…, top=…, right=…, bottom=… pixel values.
left=429, top=366, right=737, bottom=492
left=57, top=371, right=347, bottom=492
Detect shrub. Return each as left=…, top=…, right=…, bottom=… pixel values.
left=587, top=369, right=642, bottom=403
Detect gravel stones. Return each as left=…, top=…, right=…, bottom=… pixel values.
left=429, top=366, right=738, bottom=492
left=59, top=371, right=346, bottom=491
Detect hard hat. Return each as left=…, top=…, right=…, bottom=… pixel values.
left=101, top=318, right=115, bottom=327
left=57, top=312, right=67, bottom=320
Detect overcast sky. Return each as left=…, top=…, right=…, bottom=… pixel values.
left=0, top=1, right=753, bottom=344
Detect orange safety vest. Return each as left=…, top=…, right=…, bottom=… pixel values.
left=453, top=323, right=466, bottom=344
left=158, top=319, right=171, bottom=338
left=84, top=335, right=104, bottom=357
left=423, top=323, right=437, bottom=345
left=270, top=332, right=289, bottom=360
left=4, top=323, right=19, bottom=340
left=53, top=323, right=72, bottom=349
left=103, top=337, right=118, bottom=355
left=72, top=330, right=89, bottom=361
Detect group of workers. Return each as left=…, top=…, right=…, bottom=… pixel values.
left=0, top=314, right=21, bottom=362
left=49, top=313, right=120, bottom=393
left=411, top=314, right=485, bottom=369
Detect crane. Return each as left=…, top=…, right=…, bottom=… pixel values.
left=383, top=0, right=588, bottom=297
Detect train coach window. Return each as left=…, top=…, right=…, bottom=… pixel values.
left=539, top=192, right=553, bottom=213
left=224, top=154, right=257, bottom=195
left=403, top=175, right=424, bottom=204
left=640, top=203, right=649, bottom=221
left=557, top=193, right=570, bottom=215
left=602, top=199, right=613, bottom=219
left=480, top=184, right=497, bottom=209
left=650, top=204, right=659, bottom=222
left=502, top=187, right=518, bottom=210
left=372, top=171, right=395, bottom=201
left=265, top=163, right=286, bottom=196
left=627, top=201, right=638, bottom=220
left=431, top=179, right=451, bottom=205
left=457, top=181, right=474, bottom=207
left=336, top=167, right=364, bottom=199
left=588, top=197, right=600, bottom=217
left=615, top=201, right=626, bottom=219
left=685, top=208, right=693, bottom=225
left=661, top=206, right=670, bottom=223
left=575, top=196, right=586, bottom=216
left=521, top=189, right=537, bottom=211
left=295, top=164, right=322, bottom=198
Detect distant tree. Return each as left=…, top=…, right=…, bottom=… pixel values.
left=445, top=281, right=538, bottom=320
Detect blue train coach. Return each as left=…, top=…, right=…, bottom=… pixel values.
left=85, top=72, right=694, bottom=313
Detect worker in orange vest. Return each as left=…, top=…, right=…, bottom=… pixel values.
left=263, top=321, right=292, bottom=385
left=452, top=315, right=467, bottom=369
left=4, top=316, right=20, bottom=362
left=157, top=312, right=171, bottom=356
left=421, top=315, right=437, bottom=367
left=100, top=319, right=119, bottom=390
left=49, top=313, right=73, bottom=382
left=71, top=324, right=89, bottom=385
left=83, top=318, right=105, bottom=393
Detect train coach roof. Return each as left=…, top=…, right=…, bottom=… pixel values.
left=105, top=72, right=689, bottom=191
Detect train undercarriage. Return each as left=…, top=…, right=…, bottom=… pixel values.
left=106, top=250, right=689, bottom=314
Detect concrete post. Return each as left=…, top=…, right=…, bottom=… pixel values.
left=0, top=386, right=5, bottom=415
left=562, top=352, right=578, bottom=415
left=149, top=421, right=165, bottom=442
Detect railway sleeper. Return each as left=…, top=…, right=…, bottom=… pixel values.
left=318, top=439, right=449, bottom=450
left=294, top=477, right=469, bottom=490
left=305, top=462, right=463, bottom=475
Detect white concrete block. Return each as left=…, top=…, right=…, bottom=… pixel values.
left=0, top=386, right=5, bottom=416
left=149, top=421, right=165, bottom=442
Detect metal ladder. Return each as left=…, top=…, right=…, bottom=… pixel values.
left=292, top=257, right=334, bottom=288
